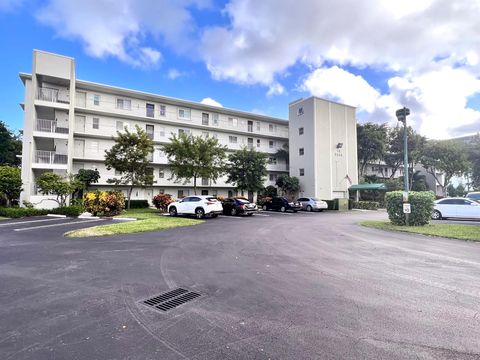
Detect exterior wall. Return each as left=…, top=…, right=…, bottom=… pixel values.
left=289, top=97, right=358, bottom=200
left=20, top=50, right=289, bottom=208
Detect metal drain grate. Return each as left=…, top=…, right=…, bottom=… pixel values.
left=142, top=288, right=201, bottom=312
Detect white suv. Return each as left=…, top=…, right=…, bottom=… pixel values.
left=168, top=195, right=223, bottom=219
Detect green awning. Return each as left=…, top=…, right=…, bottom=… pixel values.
left=349, top=183, right=387, bottom=191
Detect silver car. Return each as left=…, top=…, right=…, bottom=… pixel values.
left=466, top=192, right=480, bottom=203
left=297, top=197, right=328, bottom=212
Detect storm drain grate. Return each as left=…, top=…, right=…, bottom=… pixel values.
left=142, top=288, right=201, bottom=312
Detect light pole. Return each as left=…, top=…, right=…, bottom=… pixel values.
left=396, top=107, right=410, bottom=225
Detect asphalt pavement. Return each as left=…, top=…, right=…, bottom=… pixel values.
left=0, top=211, right=480, bottom=359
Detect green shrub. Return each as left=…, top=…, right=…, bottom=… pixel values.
left=49, top=205, right=83, bottom=217
left=84, top=191, right=125, bottom=216
left=0, top=207, right=48, bottom=218
left=128, top=200, right=150, bottom=209
left=353, top=201, right=379, bottom=210
left=385, top=191, right=435, bottom=226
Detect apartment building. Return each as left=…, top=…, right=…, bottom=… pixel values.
left=20, top=50, right=289, bottom=208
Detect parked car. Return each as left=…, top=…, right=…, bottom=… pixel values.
left=222, top=197, right=258, bottom=216
left=168, top=195, right=223, bottom=219
left=465, top=192, right=480, bottom=203
left=297, top=197, right=328, bottom=212
left=432, top=197, right=480, bottom=220
left=262, top=197, right=302, bottom=212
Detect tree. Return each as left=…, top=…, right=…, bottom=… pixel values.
left=357, top=123, right=388, bottom=176
left=0, top=166, right=22, bottom=206
left=74, top=169, right=100, bottom=200
left=36, top=173, right=82, bottom=207
left=465, top=135, right=480, bottom=189
left=104, top=125, right=154, bottom=209
left=275, top=174, right=300, bottom=198
left=263, top=185, right=278, bottom=197
left=0, top=121, right=22, bottom=166
left=446, top=183, right=466, bottom=197
left=226, top=147, right=268, bottom=196
left=275, top=142, right=289, bottom=165
left=420, top=140, right=470, bottom=196
left=411, top=170, right=428, bottom=192
left=161, top=133, right=227, bottom=194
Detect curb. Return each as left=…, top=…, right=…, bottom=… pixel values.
left=47, top=214, right=67, bottom=218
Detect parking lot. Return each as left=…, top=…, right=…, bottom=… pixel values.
left=1, top=210, right=480, bottom=359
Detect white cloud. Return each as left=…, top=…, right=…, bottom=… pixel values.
left=267, top=83, right=285, bottom=97
left=0, top=0, right=22, bottom=11
left=200, top=97, right=223, bottom=107
left=35, top=0, right=207, bottom=68
left=167, top=68, right=186, bottom=80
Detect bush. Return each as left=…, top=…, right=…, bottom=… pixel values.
left=49, top=205, right=83, bottom=217
left=385, top=191, right=435, bottom=226
left=152, top=193, right=174, bottom=211
left=84, top=191, right=125, bottom=217
left=352, top=201, right=379, bottom=210
left=257, top=196, right=272, bottom=206
left=128, top=200, right=149, bottom=209
left=0, top=207, right=48, bottom=218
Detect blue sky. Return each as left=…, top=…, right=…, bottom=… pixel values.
left=1, top=0, right=479, bottom=139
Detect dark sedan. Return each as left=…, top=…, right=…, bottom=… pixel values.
left=262, top=197, right=302, bottom=212
left=222, top=197, right=258, bottom=216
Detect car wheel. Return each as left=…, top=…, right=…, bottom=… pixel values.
left=195, top=208, right=205, bottom=219
left=247, top=213, right=253, bottom=216
left=306, top=205, right=313, bottom=212
left=431, top=210, right=442, bottom=220
left=262, top=205, right=267, bottom=211
left=169, top=207, right=177, bottom=217
left=231, top=208, right=237, bottom=216
left=280, top=206, right=286, bottom=212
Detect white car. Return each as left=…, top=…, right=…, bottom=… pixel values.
left=296, top=197, right=328, bottom=212
left=168, top=195, right=223, bottom=219
left=432, top=197, right=480, bottom=220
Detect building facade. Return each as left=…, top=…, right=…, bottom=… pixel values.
left=20, top=50, right=290, bottom=208
left=288, top=97, right=358, bottom=200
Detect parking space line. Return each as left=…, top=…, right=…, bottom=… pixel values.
left=14, top=219, right=105, bottom=232
left=0, top=217, right=66, bottom=227
left=253, top=213, right=270, bottom=217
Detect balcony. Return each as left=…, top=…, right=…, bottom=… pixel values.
left=35, top=119, right=69, bottom=134
left=34, top=150, right=68, bottom=168
left=37, top=87, right=70, bottom=104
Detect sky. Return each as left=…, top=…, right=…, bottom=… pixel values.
left=0, top=0, right=480, bottom=139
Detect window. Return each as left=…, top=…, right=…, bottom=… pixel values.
left=212, top=189, right=217, bottom=196
left=91, top=141, right=99, bottom=153
left=299, top=127, right=304, bottom=135
left=178, top=128, right=190, bottom=136
left=201, top=190, right=209, bottom=195
left=159, top=105, right=166, bottom=116
left=228, top=190, right=233, bottom=198
left=158, top=189, right=165, bottom=194
left=116, top=98, right=131, bottom=110
left=248, top=121, right=253, bottom=132
left=212, top=113, right=219, bottom=126
left=202, top=177, right=209, bottom=186
left=229, top=136, right=238, bottom=144
left=146, top=167, right=154, bottom=177
left=93, top=94, right=100, bottom=106
left=202, top=113, right=209, bottom=126
left=115, top=169, right=122, bottom=176
left=178, top=108, right=191, bottom=120
left=269, top=140, right=275, bottom=149
left=159, top=127, right=165, bottom=137
left=269, top=174, right=277, bottom=182
left=228, top=117, right=237, bottom=127
left=159, top=170, right=165, bottom=178
left=146, top=124, right=154, bottom=140
left=92, top=117, right=99, bottom=129
left=257, top=139, right=261, bottom=148
left=297, top=107, right=304, bottom=116
left=299, top=168, right=305, bottom=176
left=146, top=103, right=155, bottom=118
left=178, top=190, right=184, bottom=198
left=269, top=157, right=277, bottom=165
left=256, top=121, right=261, bottom=131
left=247, top=138, right=254, bottom=149
left=269, top=124, right=276, bottom=132
left=299, top=148, right=304, bottom=156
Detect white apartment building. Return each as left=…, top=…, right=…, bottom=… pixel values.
left=20, top=50, right=289, bottom=208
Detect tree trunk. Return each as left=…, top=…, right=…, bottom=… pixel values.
left=193, top=176, right=197, bottom=195
left=127, top=186, right=133, bottom=209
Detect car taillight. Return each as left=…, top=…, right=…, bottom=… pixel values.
left=206, top=201, right=215, bottom=205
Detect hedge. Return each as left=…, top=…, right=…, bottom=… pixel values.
left=352, top=201, right=379, bottom=210
left=128, top=200, right=150, bottom=209
left=84, top=191, right=125, bottom=216
left=0, top=205, right=83, bottom=218
left=385, top=191, right=435, bottom=226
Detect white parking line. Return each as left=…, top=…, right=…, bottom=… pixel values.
left=253, top=213, right=270, bottom=217
left=270, top=212, right=293, bottom=215
left=0, top=217, right=66, bottom=227
left=14, top=219, right=105, bottom=232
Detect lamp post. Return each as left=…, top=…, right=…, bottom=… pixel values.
left=396, top=107, right=410, bottom=225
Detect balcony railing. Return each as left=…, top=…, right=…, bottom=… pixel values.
left=37, top=87, right=70, bottom=104
left=34, top=150, right=68, bottom=165
left=35, top=119, right=69, bottom=134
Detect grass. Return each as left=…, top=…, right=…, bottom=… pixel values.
left=65, top=208, right=203, bottom=237
left=360, top=220, right=480, bottom=242
left=0, top=216, right=9, bottom=221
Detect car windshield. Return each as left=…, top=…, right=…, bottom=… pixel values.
left=206, top=197, right=218, bottom=202
left=467, top=193, right=480, bottom=200
left=311, top=198, right=322, bottom=201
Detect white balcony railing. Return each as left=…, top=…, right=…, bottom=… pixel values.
left=34, top=150, right=68, bottom=165
left=37, top=87, right=70, bottom=104
left=35, top=119, right=69, bottom=134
